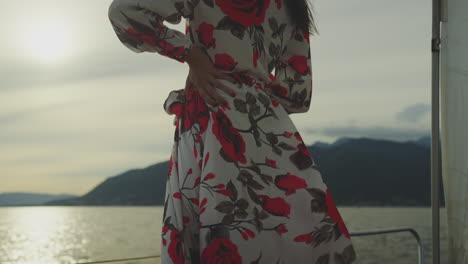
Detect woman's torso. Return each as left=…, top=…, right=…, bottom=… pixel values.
left=186, top=0, right=294, bottom=83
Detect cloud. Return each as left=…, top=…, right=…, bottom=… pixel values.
left=395, top=103, right=431, bottom=123
left=0, top=101, right=83, bottom=125
left=304, top=124, right=430, bottom=142
left=0, top=0, right=432, bottom=194
left=0, top=51, right=187, bottom=92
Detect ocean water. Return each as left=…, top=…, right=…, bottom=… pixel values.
left=0, top=206, right=448, bottom=264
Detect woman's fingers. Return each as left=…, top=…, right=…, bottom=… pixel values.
left=213, top=70, right=236, bottom=83
left=197, top=86, right=218, bottom=106
left=187, top=62, right=239, bottom=106
left=205, top=81, right=228, bottom=105
left=212, top=79, right=236, bottom=97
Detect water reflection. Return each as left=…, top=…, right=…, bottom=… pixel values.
left=0, top=206, right=447, bottom=264
left=1, top=207, right=88, bottom=264
left=0, top=206, right=162, bottom=264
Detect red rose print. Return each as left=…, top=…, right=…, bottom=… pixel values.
left=155, top=40, right=188, bottom=59
left=294, top=132, right=303, bottom=141
left=288, top=55, right=311, bottom=75
left=294, top=132, right=312, bottom=157
left=271, top=99, right=279, bottom=107
left=190, top=197, right=199, bottom=205
left=204, top=152, right=210, bottom=166
left=194, top=177, right=201, bottom=187
left=253, top=50, right=259, bottom=67
left=173, top=192, right=182, bottom=199
left=168, top=155, right=174, bottom=176
left=244, top=228, right=256, bottom=238
left=241, top=231, right=249, bottom=240
left=215, top=0, right=271, bottom=27
left=200, top=198, right=208, bottom=208
left=246, top=75, right=254, bottom=85
left=217, top=189, right=232, bottom=196
left=265, top=158, right=277, bottom=168
left=275, top=0, right=282, bottom=9
left=196, top=22, right=216, bottom=49
left=215, top=53, right=238, bottom=71
left=168, top=229, right=184, bottom=264
left=294, top=233, right=314, bottom=244
left=126, top=28, right=157, bottom=45
left=271, top=84, right=288, bottom=97
left=141, top=34, right=157, bottom=46
left=269, top=73, right=276, bottom=81
left=258, top=195, right=291, bottom=218
left=297, top=142, right=312, bottom=157
left=275, top=172, right=308, bottom=195
left=275, top=224, right=288, bottom=234
left=283, top=131, right=293, bottom=138
left=325, top=189, right=351, bottom=239
left=200, top=198, right=208, bottom=215
left=302, top=28, right=310, bottom=44
left=205, top=173, right=216, bottom=180
left=162, top=225, right=169, bottom=235
left=211, top=110, right=247, bottom=163
left=201, top=237, right=242, bottom=264
left=182, top=88, right=210, bottom=134
left=169, top=103, right=184, bottom=118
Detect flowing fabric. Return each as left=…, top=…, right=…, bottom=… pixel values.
left=108, top=0, right=357, bottom=263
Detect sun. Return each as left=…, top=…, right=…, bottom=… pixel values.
left=22, top=21, right=72, bottom=63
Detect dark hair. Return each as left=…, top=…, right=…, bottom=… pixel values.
left=284, top=0, right=318, bottom=35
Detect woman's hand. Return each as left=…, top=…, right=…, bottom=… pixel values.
left=185, top=45, right=237, bottom=106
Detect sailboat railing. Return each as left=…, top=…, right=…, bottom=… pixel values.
left=350, top=227, right=425, bottom=264
left=72, top=227, right=425, bottom=264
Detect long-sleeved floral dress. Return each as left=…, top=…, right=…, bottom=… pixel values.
left=108, top=0, right=357, bottom=263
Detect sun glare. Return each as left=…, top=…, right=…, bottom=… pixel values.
left=22, top=20, right=72, bottom=63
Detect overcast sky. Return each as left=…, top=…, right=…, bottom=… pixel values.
left=0, top=0, right=432, bottom=195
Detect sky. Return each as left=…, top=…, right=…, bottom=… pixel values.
left=0, top=0, right=432, bottom=195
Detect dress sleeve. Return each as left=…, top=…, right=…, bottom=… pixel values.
left=107, top=0, right=193, bottom=63
left=264, top=26, right=312, bottom=114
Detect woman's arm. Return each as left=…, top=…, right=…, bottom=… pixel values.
left=265, top=26, right=313, bottom=114
left=108, top=0, right=236, bottom=106
left=107, top=0, right=193, bottom=63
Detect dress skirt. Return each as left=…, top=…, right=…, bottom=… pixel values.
left=161, top=71, right=357, bottom=264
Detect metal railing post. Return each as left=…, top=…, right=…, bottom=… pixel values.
left=350, top=227, right=425, bottom=264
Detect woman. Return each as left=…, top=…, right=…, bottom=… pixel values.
left=107, top=0, right=357, bottom=263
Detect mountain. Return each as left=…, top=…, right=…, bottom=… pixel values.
left=46, top=136, right=442, bottom=207
left=309, top=136, right=441, bottom=206
left=46, top=162, right=169, bottom=206
left=0, top=193, right=78, bottom=206
left=408, top=135, right=431, bottom=148
left=311, top=137, right=354, bottom=149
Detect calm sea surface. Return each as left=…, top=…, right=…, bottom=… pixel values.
left=0, top=206, right=448, bottom=264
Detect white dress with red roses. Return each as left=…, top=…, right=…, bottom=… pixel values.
left=108, top=0, right=358, bottom=263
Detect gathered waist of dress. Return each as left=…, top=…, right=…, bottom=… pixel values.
left=162, top=69, right=274, bottom=120
left=223, top=69, right=272, bottom=87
